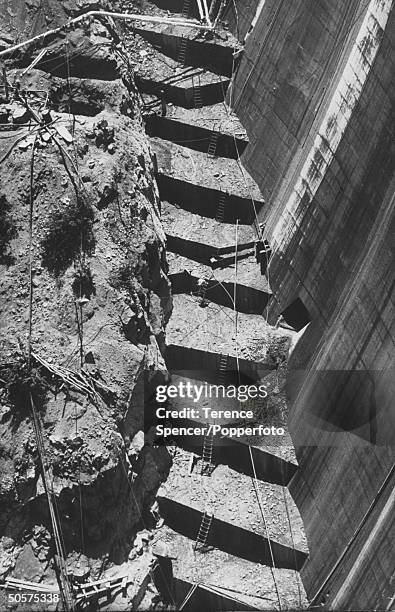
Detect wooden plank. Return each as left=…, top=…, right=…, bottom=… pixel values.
left=75, top=575, right=131, bottom=602
left=5, top=579, right=58, bottom=593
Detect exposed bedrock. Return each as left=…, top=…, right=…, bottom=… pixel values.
left=226, top=0, right=395, bottom=609
left=0, top=2, right=173, bottom=595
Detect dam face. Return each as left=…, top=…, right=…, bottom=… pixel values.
left=225, top=0, right=395, bottom=609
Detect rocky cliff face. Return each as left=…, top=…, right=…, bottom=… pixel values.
left=0, top=0, right=172, bottom=598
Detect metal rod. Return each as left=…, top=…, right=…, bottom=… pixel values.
left=201, top=0, right=212, bottom=25
left=20, top=48, right=47, bottom=77
left=195, top=0, right=205, bottom=20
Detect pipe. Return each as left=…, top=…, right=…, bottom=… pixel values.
left=201, top=0, right=212, bottom=25
left=195, top=0, right=205, bottom=21
left=0, top=11, right=214, bottom=59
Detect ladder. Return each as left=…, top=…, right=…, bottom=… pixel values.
left=215, top=191, right=227, bottom=222
left=75, top=576, right=128, bottom=603
left=207, top=131, right=219, bottom=157
left=181, top=0, right=191, bottom=18
left=201, top=431, right=214, bottom=474
left=218, top=353, right=228, bottom=384
left=193, top=75, right=203, bottom=108
left=178, top=37, right=188, bottom=65
left=194, top=511, right=214, bottom=550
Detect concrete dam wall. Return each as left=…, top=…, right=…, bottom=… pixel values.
left=226, top=0, right=395, bottom=609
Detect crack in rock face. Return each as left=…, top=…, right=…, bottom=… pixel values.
left=0, top=0, right=173, bottom=599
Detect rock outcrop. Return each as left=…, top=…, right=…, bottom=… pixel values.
left=0, top=0, right=172, bottom=597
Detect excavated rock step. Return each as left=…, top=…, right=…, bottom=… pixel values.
left=157, top=496, right=307, bottom=569
left=167, top=252, right=270, bottom=314
left=133, top=41, right=230, bottom=107
left=32, top=37, right=119, bottom=81
left=164, top=363, right=297, bottom=458
left=156, top=175, right=262, bottom=224
left=153, top=138, right=262, bottom=199
left=145, top=114, right=247, bottom=158
left=164, top=347, right=298, bottom=466
left=132, top=18, right=239, bottom=48
left=132, top=25, right=239, bottom=77
left=154, top=525, right=308, bottom=610
left=165, top=370, right=287, bottom=428
left=158, top=451, right=307, bottom=555
left=137, top=75, right=229, bottom=110
left=164, top=414, right=297, bottom=484
left=132, top=22, right=238, bottom=45
left=136, top=57, right=229, bottom=90
left=165, top=102, right=247, bottom=140
left=165, top=344, right=276, bottom=382
left=163, top=201, right=259, bottom=268
left=167, top=294, right=293, bottom=363
left=163, top=201, right=255, bottom=248
left=166, top=235, right=255, bottom=268
left=168, top=252, right=270, bottom=294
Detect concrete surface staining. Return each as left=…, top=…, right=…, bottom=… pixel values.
left=0, top=0, right=394, bottom=611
